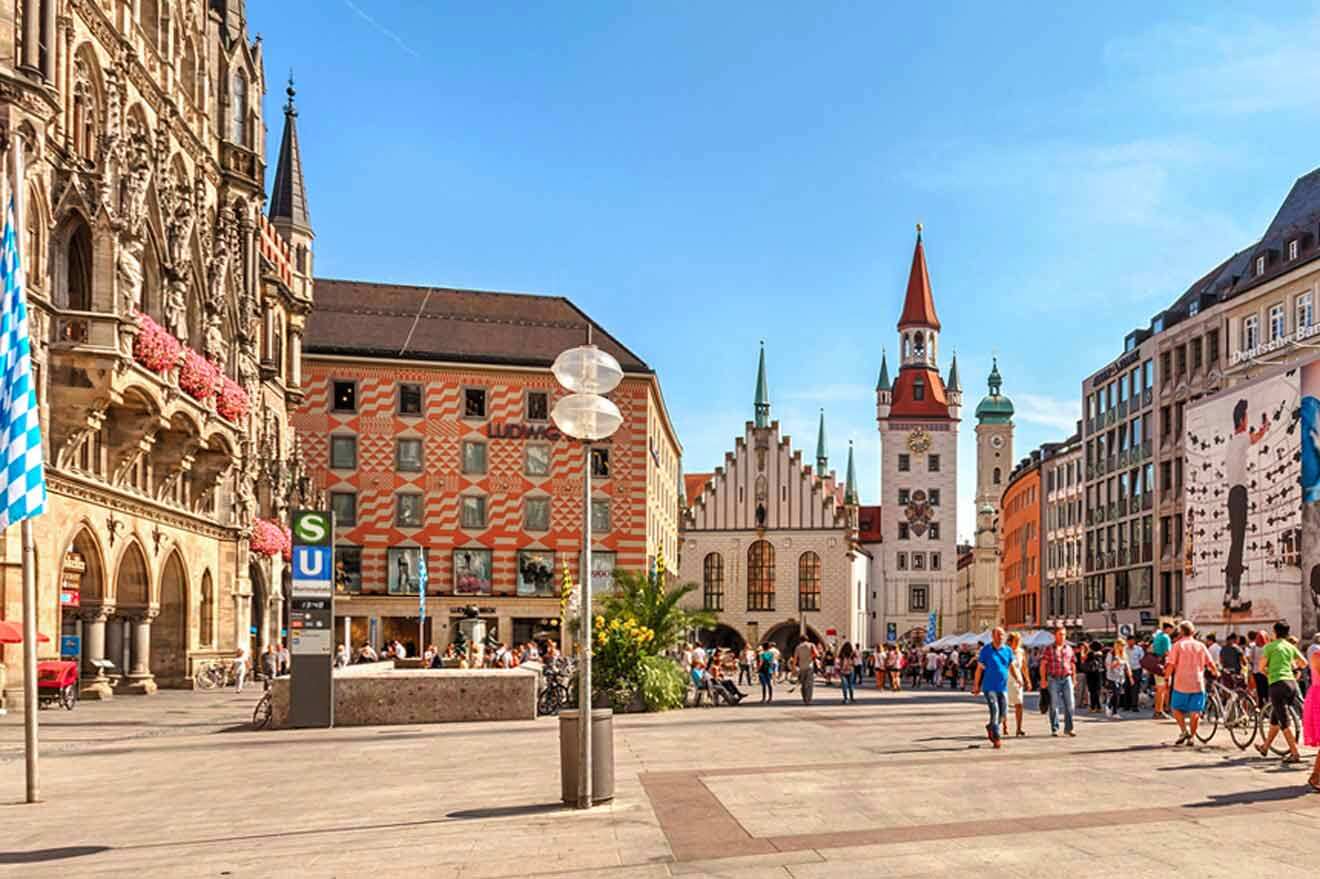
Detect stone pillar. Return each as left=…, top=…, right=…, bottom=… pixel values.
left=20, top=0, right=39, bottom=74
left=40, top=0, right=56, bottom=81
left=270, top=594, right=284, bottom=648
left=105, top=616, right=126, bottom=680
left=78, top=606, right=114, bottom=700
left=124, top=610, right=158, bottom=695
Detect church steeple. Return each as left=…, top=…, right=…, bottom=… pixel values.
left=897, top=224, right=941, bottom=371
left=876, top=351, right=891, bottom=391
left=269, top=76, right=313, bottom=238
left=753, top=341, right=770, bottom=428
left=815, top=409, right=828, bottom=477
left=844, top=441, right=858, bottom=506
left=947, top=353, right=961, bottom=392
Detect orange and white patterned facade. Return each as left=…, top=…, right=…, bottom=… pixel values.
left=293, top=300, right=681, bottom=651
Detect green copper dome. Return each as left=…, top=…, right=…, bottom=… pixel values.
left=975, top=357, right=1014, bottom=424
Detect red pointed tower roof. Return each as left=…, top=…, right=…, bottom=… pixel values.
left=897, top=225, right=940, bottom=331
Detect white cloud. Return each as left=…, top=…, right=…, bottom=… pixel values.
left=1103, top=15, right=1320, bottom=116
left=1014, top=393, right=1080, bottom=433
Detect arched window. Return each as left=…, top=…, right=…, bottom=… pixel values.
left=798, top=551, right=821, bottom=611
left=25, top=188, right=41, bottom=286
left=181, top=40, right=197, bottom=102
left=199, top=571, right=214, bottom=646
left=231, top=71, right=248, bottom=146
left=913, top=331, right=925, bottom=357
left=63, top=221, right=93, bottom=310
left=71, top=65, right=97, bottom=162
left=702, top=553, right=723, bottom=612
left=747, top=540, right=774, bottom=611
left=993, top=467, right=1002, bottom=485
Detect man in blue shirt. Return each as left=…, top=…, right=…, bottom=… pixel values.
left=973, top=627, right=1021, bottom=749
left=1151, top=622, right=1173, bottom=719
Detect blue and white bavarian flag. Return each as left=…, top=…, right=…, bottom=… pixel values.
left=0, top=197, right=45, bottom=527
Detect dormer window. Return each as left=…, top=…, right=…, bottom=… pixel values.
left=1256, top=255, right=1266, bottom=277
left=1188, top=301, right=1199, bottom=317
left=1289, top=240, right=1299, bottom=261
left=913, top=376, right=925, bottom=401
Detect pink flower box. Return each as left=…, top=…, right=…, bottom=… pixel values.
left=216, top=376, right=250, bottom=423
left=179, top=349, right=220, bottom=402
left=132, top=312, right=182, bottom=374
left=251, top=518, right=291, bottom=559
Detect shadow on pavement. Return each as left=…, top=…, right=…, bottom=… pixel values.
left=1187, top=786, right=1312, bottom=808
left=0, top=845, right=110, bottom=864
left=447, top=802, right=567, bottom=820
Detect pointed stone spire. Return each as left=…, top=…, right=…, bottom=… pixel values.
left=876, top=350, right=891, bottom=391
left=753, top=341, right=770, bottom=428
left=269, top=75, right=313, bottom=236
left=947, top=352, right=961, bottom=392
left=815, top=409, right=828, bottom=477
left=897, top=223, right=941, bottom=331
left=988, top=357, right=1003, bottom=395
left=844, top=441, right=859, bottom=506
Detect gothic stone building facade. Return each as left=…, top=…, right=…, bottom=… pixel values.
left=0, top=0, right=317, bottom=699
left=294, top=279, right=681, bottom=652
left=679, top=345, right=867, bottom=653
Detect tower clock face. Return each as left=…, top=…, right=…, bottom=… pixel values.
left=907, top=428, right=931, bottom=454
left=990, top=435, right=1005, bottom=450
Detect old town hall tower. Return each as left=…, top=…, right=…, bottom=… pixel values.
left=874, top=227, right=960, bottom=643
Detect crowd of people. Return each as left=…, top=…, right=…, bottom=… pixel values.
left=966, top=621, right=1320, bottom=793
left=334, top=638, right=565, bottom=671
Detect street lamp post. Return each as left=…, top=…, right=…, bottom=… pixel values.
left=550, top=342, right=623, bottom=811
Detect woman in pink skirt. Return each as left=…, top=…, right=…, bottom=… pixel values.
left=1306, top=644, right=1320, bottom=793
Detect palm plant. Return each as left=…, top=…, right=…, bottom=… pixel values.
left=598, top=568, right=716, bottom=653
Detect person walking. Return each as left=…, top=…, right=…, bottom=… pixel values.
left=973, top=628, right=1019, bottom=749
left=838, top=642, right=858, bottom=704
left=1164, top=621, right=1215, bottom=745
left=1256, top=620, right=1306, bottom=765
left=233, top=645, right=249, bottom=693
left=738, top=644, right=755, bottom=687
left=1302, top=640, right=1320, bottom=792
left=1005, top=631, right=1029, bottom=737
left=260, top=645, right=278, bottom=689
left=1249, top=630, right=1270, bottom=707
left=1151, top=621, right=1173, bottom=718
left=1105, top=639, right=1132, bottom=719
left=794, top=637, right=818, bottom=705
left=1126, top=638, right=1145, bottom=712
left=853, top=643, right=865, bottom=688
left=757, top=642, right=775, bottom=703
left=1041, top=627, right=1078, bottom=737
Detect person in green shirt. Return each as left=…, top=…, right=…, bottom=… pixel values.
left=1256, top=620, right=1306, bottom=764
left=1151, top=622, right=1174, bottom=718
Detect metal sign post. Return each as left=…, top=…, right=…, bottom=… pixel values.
left=417, top=550, right=428, bottom=653
left=289, top=509, right=334, bottom=728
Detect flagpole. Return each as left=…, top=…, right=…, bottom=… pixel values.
left=10, top=131, right=39, bottom=803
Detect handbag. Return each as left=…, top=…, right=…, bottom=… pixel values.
left=1039, top=684, right=1052, bottom=714
left=1140, top=652, right=1163, bottom=676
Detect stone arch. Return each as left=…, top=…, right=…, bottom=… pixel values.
left=763, top=621, right=823, bottom=655
left=248, top=558, right=267, bottom=653
left=54, top=212, right=94, bottom=310
left=65, top=522, right=107, bottom=606
left=70, top=43, right=104, bottom=163
left=695, top=623, right=745, bottom=653
left=150, top=548, right=190, bottom=684
left=112, top=539, right=151, bottom=607
left=25, top=184, right=49, bottom=295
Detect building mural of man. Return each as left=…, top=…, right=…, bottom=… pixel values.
left=1224, top=399, right=1268, bottom=613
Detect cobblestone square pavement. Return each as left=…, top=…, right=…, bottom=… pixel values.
left=2, top=684, right=1318, bottom=877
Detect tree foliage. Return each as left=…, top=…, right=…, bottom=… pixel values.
left=598, top=568, right=716, bottom=653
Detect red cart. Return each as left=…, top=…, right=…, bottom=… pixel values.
left=36, top=660, right=78, bottom=710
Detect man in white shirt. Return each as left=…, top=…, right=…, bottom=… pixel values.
left=793, top=638, right=818, bottom=705
left=1206, top=634, right=1222, bottom=666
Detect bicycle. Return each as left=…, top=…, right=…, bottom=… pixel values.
left=252, top=691, right=272, bottom=729
left=538, top=672, right=571, bottom=717
left=194, top=660, right=236, bottom=690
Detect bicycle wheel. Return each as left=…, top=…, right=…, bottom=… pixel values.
left=252, top=694, right=272, bottom=729
left=1226, top=693, right=1257, bottom=750
left=1196, top=692, right=1220, bottom=743
left=1264, top=703, right=1304, bottom=756
left=537, top=686, right=559, bottom=717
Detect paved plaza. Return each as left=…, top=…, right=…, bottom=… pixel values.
left=2, top=684, right=1318, bottom=877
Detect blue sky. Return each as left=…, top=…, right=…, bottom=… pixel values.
left=255, top=3, right=1320, bottom=540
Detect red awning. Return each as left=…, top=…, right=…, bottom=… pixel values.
left=0, top=620, right=52, bottom=644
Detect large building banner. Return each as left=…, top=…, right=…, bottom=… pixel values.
left=1297, top=363, right=1320, bottom=636
left=1185, top=368, right=1303, bottom=632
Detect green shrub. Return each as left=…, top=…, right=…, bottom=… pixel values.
left=638, top=654, right=686, bottom=712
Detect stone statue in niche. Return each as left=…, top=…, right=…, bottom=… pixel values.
left=204, top=313, right=228, bottom=372
left=164, top=277, right=189, bottom=340
left=116, top=239, right=143, bottom=315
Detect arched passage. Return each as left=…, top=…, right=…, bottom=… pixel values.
left=248, top=559, right=266, bottom=655
left=762, top=621, right=822, bottom=656
left=150, top=550, right=189, bottom=686
left=115, top=541, right=150, bottom=608
left=695, top=624, right=745, bottom=653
